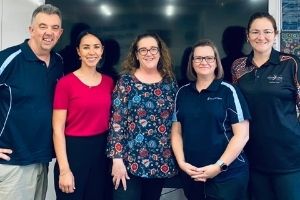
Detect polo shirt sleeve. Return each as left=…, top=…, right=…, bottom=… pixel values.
left=53, top=77, right=69, bottom=109
left=225, top=83, right=251, bottom=124
left=172, top=89, right=182, bottom=122
left=294, top=56, right=300, bottom=110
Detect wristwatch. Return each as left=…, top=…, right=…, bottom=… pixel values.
left=216, top=160, right=228, bottom=172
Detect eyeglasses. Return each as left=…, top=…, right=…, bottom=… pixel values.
left=193, top=56, right=216, bottom=63
left=249, top=30, right=274, bottom=37
left=137, top=47, right=159, bottom=56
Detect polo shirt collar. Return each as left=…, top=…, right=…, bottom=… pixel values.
left=20, top=39, right=58, bottom=64
left=191, top=79, right=222, bottom=92
left=20, top=39, right=40, bottom=61
left=246, top=48, right=280, bottom=67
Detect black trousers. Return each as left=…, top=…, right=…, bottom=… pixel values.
left=54, top=133, right=112, bottom=200
left=250, top=169, right=300, bottom=200
left=113, top=174, right=165, bottom=200
left=180, top=171, right=249, bottom=200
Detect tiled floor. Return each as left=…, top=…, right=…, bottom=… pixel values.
left=160, top=188, right=187, bottom=200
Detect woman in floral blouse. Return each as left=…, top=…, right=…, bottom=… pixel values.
left=107, top=33, right=178, bottom=200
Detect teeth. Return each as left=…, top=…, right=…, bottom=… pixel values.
left=43, top=38, right=52, bottom=42
left=87, top=57, right=97, bottom=61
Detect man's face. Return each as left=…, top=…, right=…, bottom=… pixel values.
left=29, top=13, right=63, bottom=53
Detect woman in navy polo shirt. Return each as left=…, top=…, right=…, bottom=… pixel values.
left=171, top=39, right=251, bottom=200
left=232, top=12, right=300, bottom=200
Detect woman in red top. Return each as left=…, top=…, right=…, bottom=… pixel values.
left=52, top=30, right=114, bottom=200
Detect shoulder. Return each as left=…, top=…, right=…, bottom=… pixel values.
left=102, top=74, right=115, bottom=88
left=0, top=44, right=22, bottom=63
left=117, top=73, right=133, bottom=84
left=232, top=57, right=248, bottom=71
left=219, top=81, right=241, bottom=97
left=57, top=73, right=75, bottom=85
left=176, top=83, right=191, bottom=97
left=102, top=74, right=114, bottom=83
left=279, top=52, right=300, bottom=64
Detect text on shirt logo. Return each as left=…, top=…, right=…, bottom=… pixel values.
left=267, top=74, right=283, bottom=83
left=207, top=97, right=223, bottom=101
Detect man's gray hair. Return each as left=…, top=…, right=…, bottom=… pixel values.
left=31, top=4, right=62, bottom=23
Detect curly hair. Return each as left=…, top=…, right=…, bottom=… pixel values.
left=122, top=33, right=174, bottom=81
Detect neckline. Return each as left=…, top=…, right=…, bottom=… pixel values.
left=72, top=72, right=102, bottom=88
left=132, top=74, right=163, bottom=85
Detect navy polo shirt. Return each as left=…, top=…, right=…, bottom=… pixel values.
left=232, top=49, right=300, bottom=173
left=174, top=79, right=251, bottom=181
left=0, top=40, right=63, bottom=165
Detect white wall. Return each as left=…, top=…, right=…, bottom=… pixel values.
left=0, top=0, right=44, bottom=50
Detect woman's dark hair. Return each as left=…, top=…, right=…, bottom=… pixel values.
left=75, top=29, right=103, bottom=49
left=122, top=33, right=174, bottom=81
left=247, top=12, right=278, bottom=34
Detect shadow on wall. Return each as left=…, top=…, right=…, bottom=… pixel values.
left=178, top=46, right=192, bottom=87
left=98, top=38, right=121, bottom=83
left=221, top=26, right=246, bottom=83
left=59, top=22, right=91, bottom=75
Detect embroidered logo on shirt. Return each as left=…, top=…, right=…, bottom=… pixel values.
left=207, top=97, right=223, bottom=101
left=267, top=74, right=283, bottom=83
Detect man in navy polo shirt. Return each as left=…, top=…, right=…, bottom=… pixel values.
left=0, top=4, right=63, bottom=200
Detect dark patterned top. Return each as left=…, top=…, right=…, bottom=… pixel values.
left=232, top=49, right=300, bottom=172
left=107, top=73, right=178, bottom=178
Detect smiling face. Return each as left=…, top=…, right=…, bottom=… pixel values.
left=136, top=36, right=160, bottom=71
left=77, top=34, right=103, bottom=68
left=192, top=46, right=217, bottom=79
left=29, top=13, right=63, bottom=54
left=247, top=17, right=277, bottom=55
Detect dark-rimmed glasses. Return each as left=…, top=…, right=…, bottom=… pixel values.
left=137, top=47, right=159, bottom=56
left=193, top=56, right=215, bottom=63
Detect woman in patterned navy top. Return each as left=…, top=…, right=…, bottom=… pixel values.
left=107, top=33, right=178, bottom=200
left=232, top=12, right=300, bottom=200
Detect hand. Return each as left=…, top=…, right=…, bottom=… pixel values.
left=178, top=161, right=199, bottom=177
left=112, top=159, right=130, bottom=191
left=0, top=148, right=12, bottom=161
left=191, top=164, right=221, bottom=182
left=59, top=170, right=75, bottom=193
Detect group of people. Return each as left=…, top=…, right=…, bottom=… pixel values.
left=0, top=3, right=299, bottom=200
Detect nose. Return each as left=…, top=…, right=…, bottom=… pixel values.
left=257, top=32, right=265, bottom=39
left=88, top=48, right=96, bottom=54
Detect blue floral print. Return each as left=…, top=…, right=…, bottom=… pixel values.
left=107, top=74, right=178, bottom=178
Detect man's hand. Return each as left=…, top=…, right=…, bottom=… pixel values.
left=0, top=148, right=13, bottom=161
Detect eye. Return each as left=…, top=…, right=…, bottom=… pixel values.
left=52, top=25, right=60, bottom=31
left=264, top=30, right=273, bottom=34
left=39, top=25, right=47, bottom=30
left=206, top=56, right=215, bottom=62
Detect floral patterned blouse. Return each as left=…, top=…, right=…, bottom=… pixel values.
left=107, top=73, right=178, bottom=178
